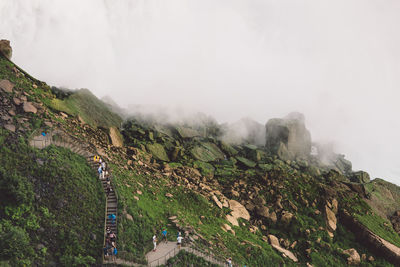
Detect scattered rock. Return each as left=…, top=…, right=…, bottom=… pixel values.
left=256, top=206, right=269, bottom=217
left=268, top=234, right=280, bottom=246
left=60, top=112, right=68, bottom=118
left=133, top=196, right=139, bottom=201
left=137, top=190, right=142, bottom=195
left=165, top=193, right=173, bottom=198
left=221, top=224, right=235, bottom=235
left=23, top=102, right=37, bottom=114
left=0, top=79, right=14, bottom=93
left=44, top=121, right=53, bottom=127
left=4, top=124, right=15, bottom=132
left=281, top=211, right=294, bottom=226
left=125, top=213, right=133, bottom=221
left=212, top=195, right=223, bottom=209
left=13, top=97, right=21, bottom=105
left=343, top=248, right=361, bottom=265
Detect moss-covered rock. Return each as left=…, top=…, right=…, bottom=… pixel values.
left=350, top=171, right=370, bottom=184
left=146, top=143, right=170, bottom=161
left=235, top=156, right=257, bottom=168
left=193, top=160, right=215, bottom=177
left=191, top=142, right=225, bottom=162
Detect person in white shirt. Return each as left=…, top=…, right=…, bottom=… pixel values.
left=152, top=235, right=157, bottom=251
left=177, top=235, right=183, bottom=249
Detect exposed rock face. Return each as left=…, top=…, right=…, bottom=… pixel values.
left=350, top=171, right=370, bottom=184
left=343, top=248, right=361, bottom=265
left=109, top=127, right=123, bottom=147
left=265, top=112, right=311, bottom=160
left=23, top=102, right=37, bottom=114
left=341, top=210, right=400, bottom=265
left=0, top=39, right=12, bottom=59
left=0, top=79, right=14, bottom=93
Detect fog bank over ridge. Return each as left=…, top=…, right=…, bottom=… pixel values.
left=1, top=0, right=399, bottom=184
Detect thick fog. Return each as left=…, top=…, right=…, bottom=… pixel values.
left=1, top=0, right=399, bottom=184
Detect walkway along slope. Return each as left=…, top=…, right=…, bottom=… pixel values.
left=30, top=130, right=123, bottom=265
left=30, top=130, right=236, bottom=267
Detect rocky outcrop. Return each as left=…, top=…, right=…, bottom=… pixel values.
left=342, top=248, right=361, bottom=265
left=0, top=39, right=12, bottom=59
left=340, top=210, right=400, bottom=265
left=350, top=171, right=370, bottom=184
left=146, top=143, right=169, bottom=161
left=325, top=205, right=337, bottom=236
left=265, top=112, right=311, bottom=160
left=109, top=127, right=123, bottom=147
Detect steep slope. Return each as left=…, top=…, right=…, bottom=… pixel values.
left=2, top=46, right=400, bottom=267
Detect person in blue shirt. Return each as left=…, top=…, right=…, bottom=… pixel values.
left=108, top=213, right=116, bottom=225
left=162, top=229, right=167, bottom=243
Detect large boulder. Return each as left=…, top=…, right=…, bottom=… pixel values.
left=325, top=205, right=337, bottom=235
left=146, top=143, right=169, bottom=161
left=229, top=199, right=250, bottom=221
left=0, top=79, right=14, bottom=93
left=265, top=112, right=312, bottom=160
left=109, top=127, right=123, bottom=147
left=350, top=171, right=370, bottom=184
left=343, top=248, right=361, bottom=265
left=23, top=102, right=37, bottom=114
left=191, top=142, right=225, bottom=162
left=0, top=39, right=12, bottom=59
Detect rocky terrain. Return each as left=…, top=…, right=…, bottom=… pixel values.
left=1, top=42, right=400, bottom=266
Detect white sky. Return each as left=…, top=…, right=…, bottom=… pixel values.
left=1, top=0, right=399, bottom=184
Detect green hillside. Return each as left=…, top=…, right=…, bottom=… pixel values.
left=1, top=48, right=400, bottom=267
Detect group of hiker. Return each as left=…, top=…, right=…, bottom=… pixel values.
left=93, top=155, right=236, bottom=266
left=103, top=226, right=117, bottom=261
left=152, top=229, right=184, bottom=252
left=94, top=156, right=118, bottom=262
left=95, top=156, right=114, bottom=197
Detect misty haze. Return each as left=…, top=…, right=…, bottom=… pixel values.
left=1, top=0, right=399, bottom=185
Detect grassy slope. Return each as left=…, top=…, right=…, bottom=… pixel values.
left=113, top=164, right=287, bottom=266
left=48, top=88, right=122, bottom=128
left=0, top=130, right=105, bottom=266
left=0, top=55, right=105, bottom=266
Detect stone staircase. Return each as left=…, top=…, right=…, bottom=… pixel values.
left=29, top=130, right=120, bottom=264
left=29, top=129, right=237, bottom=267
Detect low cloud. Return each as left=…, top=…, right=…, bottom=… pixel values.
left=1, top=0, right=399, bottom=184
